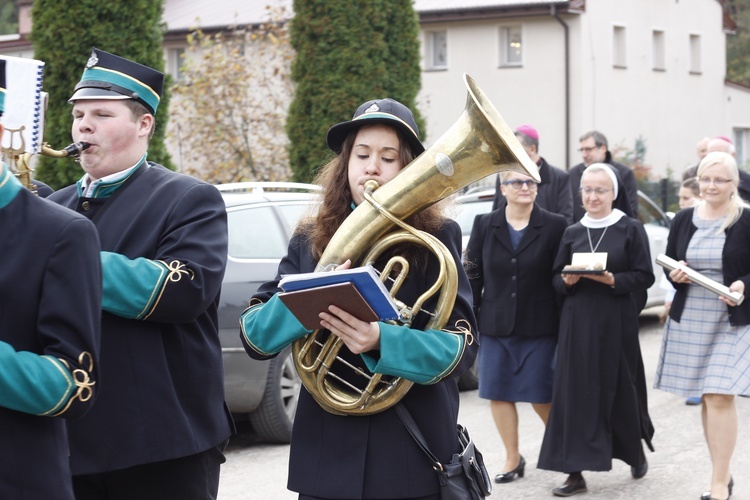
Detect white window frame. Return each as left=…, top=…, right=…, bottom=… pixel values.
left=425, top=30, right=448, bottom=70
left=168, top=47, right=186, bottom=81
left=652, top=29, right=666, bottom=71
left=613, top=25, right=627, bottom=68
left=499, top=25, right=523, bottom=67
left=689, top=33, right=702, bottom=74
left=734, top=128, right=749, bottom=168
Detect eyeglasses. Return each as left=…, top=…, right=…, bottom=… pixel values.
left=580, top=187, right=613, bottom=196
left=577, top=146, right=601, bottom=153
left=502, top=179, right=538, bottom=190
left=698, top=177, right=733, bottom=186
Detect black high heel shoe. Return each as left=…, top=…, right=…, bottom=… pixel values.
left=700, top=476, right=734, bottom=500
left=494, top=456, right=525, bottom=484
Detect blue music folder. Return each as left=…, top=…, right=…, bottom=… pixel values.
left=279, top=265, right=399, bottom=321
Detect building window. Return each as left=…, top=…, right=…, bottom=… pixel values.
left=500, top=26, right=523, bottom=66
left=613, top=25, right=627, bottom=68
left=734, top=128, right=749, bottom=168
left=426, top=30, right=447, bottom=70
left=689, top=34, right=702, bottom=74
left=168, top=47, right=186, bottom=81
left=652, top=29, right=665, bottom=71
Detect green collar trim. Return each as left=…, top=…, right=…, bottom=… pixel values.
left=0, top=163, right=23, bottom=209
left=77, top=156, right=147, bottom=199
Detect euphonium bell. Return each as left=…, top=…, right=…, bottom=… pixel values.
left=292, top=73, right=539, bottom=416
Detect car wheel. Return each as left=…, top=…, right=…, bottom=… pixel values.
left=248, top=346, right=301, bottom=443
left=457, top=359, right=479, bottom=391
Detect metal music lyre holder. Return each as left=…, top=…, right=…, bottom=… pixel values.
left=656, top=253, right=745, bottom=306
left=0, top=126, right=38, bottom=194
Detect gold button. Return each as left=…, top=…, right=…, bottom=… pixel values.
left=82, top=201, right=90, bottom=211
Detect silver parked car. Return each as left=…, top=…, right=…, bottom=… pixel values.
left=452, top=188, right=671, bottom=309
left=218, top=182, right=320, bottom=443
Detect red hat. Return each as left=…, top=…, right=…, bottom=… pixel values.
left=715, top=135, right=733, bottom=144
left=515, top=124, right=539, bottom=141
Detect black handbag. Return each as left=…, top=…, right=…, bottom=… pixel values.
left=395, top=404, right=492, bottom=500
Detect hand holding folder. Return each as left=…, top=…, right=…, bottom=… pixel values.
left=278, top=266, right=401, bottom=330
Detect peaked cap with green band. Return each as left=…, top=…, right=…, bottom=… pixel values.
left=69, top=48, right=163, bottom=115
left=326, top=98, right=424, bottom=155
left=0, top=58, right=6, bottom=115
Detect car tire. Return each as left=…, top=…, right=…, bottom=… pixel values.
left=248, top=346, right=301, bottom=443
left=457, top=359, right=479, bottom=391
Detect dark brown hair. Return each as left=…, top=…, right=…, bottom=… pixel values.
left=298, top=125, right=445, bottom=269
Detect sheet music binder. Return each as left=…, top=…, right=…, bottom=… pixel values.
left=0, top=55, right=45, bottom=154
left=279, top=265, right=400, bottom=322
left=279, top=282, right=381, bottom=330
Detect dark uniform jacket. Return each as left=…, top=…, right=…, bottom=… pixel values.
left=665, top=206, right=750, bottom=326
left=492, top=157, right=574, bottom=224
left=242, top=221, right=478, bottom=499
left=49, top=162, right=233, bottom=475
left=1, top=166, right=101, bottom=498
left=569, top=153, right=639, bottom=221
left=465, top=205, right=568, bottom=338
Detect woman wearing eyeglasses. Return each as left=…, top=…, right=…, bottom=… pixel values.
left=465, top=171, right=567, bottom=486
left=538, top=163, right=655, bottom=497
left=655, top=151, right=750, bottom=500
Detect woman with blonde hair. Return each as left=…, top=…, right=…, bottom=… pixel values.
left=655, top=151, right=750, bottom=500
left=466, top=169, right=567, bottom=485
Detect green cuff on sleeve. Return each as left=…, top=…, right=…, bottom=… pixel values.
left=101, top=251, right=168, bottom=319
left=361, top=323, right=465, bottom=384
left=240, top=294, right=312, bottom=356
left=0, top=341, right=74, bottom=416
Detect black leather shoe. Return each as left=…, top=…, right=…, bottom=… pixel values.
left=631, top=457, right=648, bottom=479
left=552, top=476, right=587, bottom=497
left=495, top=456, right=525, bottom=483
left=700, top=476, right=734, bottom=500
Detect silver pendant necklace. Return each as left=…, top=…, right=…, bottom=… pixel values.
left=587, top=226, right=608, bottom=253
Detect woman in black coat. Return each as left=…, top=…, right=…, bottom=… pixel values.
left=465, top=170, right=567, bottom=486
left=239, top=98, right=478, bottom=499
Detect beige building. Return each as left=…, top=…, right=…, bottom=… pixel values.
left=2, top=0, right=749, bottom=176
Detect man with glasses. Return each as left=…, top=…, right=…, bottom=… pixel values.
left=704, top=136, right=750, bottom=203
left=569, top=130, right=638, bottom=221
left=492, top=125, right=573, bottom=223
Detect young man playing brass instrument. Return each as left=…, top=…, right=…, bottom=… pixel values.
left=48, top=48, right=232, bottom=499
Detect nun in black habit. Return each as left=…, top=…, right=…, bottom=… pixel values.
left=537, top=163, right=655, bottom=497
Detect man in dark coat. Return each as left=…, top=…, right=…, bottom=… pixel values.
left=48, top=48, right=232, bottom=500
left=492, top=124, right=574, bottom=224
left=0, top=57, right=102, bottom=500
left=569, top=130, right=639, bottom=221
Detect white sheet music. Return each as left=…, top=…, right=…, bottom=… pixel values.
left=0, top=55, right=45, bottom=154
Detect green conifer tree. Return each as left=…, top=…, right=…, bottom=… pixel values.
left=30, top=0, right=173, bottom=189
left=286, top=0, right=423, bottom=182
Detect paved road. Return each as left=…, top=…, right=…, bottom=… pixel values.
left=218, top=308, right=750, bottom=499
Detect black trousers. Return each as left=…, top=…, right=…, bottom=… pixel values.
left=73, top=442, right=227, bottom=500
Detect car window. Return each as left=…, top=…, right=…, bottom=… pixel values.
left=638, top=195, right=669, bottom=228
left=227, top=206, right=289, bottom=259
left=454, top=200, right=493, bottom=236
left=277, top=202, right=313, bottom=232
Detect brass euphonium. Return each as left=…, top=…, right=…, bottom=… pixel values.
left=292, top=74, right=541, bottom=416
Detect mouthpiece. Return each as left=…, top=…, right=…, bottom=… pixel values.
left=63, top=141, right=91, bottom=157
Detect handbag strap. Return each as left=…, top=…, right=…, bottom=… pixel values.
left=395, top=403, right=443, bottom=470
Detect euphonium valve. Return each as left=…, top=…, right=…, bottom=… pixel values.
left=292, top=73, right=540, bottom=416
